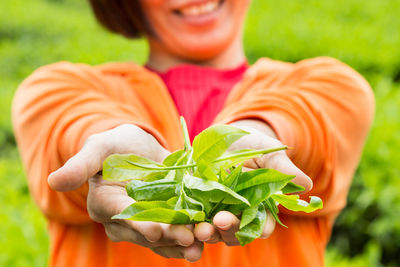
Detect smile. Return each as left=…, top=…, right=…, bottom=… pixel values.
left=173, top=0, right=223, bottom=17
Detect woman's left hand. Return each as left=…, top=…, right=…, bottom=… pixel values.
left=194, top=120, right=313, bottom=246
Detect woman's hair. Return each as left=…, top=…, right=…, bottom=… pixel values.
left=88, top=0, right=153, bottom=38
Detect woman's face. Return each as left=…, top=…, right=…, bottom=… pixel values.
left=140, top=0, right=250, bottom=61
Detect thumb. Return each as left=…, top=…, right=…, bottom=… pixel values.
left=267, top=154, right=313, bottom=193
left=48, top=138, right=107, bottom=192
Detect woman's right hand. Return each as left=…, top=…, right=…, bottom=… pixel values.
left=48, top=124, right=203, bottom=262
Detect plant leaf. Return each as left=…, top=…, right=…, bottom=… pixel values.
left=235, top=169, right=295, bottom=207
left=103, top=154, right=167, bottom=181
left=222, top=164, right=242, bottom=189
left=175, top=189, right=204, bottom=211
left=214, top=147, right=287, bottom=170
left=240, top=206, right=259, bottom=229
left=235, top=204, right=267, bottom=246
left=112, top=201, right=205, bottom=224
left=180, top=116, right=192, bottom=151
left=281, top=182, right=305, bottom=194
left=192, top=125, right=249, bottom=163
left=195, top=160, right=219, bottom=181
left=236, top=168, right=295, bottom=192
left=183, top=174, right=250, bottom=205
left=163, top=150, right=185, bottom=166
left=264, top=198, right=286, bottom=228
left=271, top=194, right=323, bottom=213
left=126, top=180, right=178, bottom=201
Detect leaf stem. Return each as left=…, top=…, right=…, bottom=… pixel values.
left=126, top=146, right=288, bottom=171
left=127, top=160, right=196, bottom=170
left=213, top=146, right=288, bottom=163
left=180, top=117, right=192, bottom=151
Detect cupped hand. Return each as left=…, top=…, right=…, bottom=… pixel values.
left=194, top=120, right=313, bottom=246
left=48, top=124, right=203, bottom=262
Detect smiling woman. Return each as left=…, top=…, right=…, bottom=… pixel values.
left=11, top=0, right=374, bottom=267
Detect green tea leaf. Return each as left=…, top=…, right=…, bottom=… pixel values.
left=112, top=201, right=172, bottom=219
left=163, top=150, right=185, bottom=166
left=264, top=198, right=286, bottom=228
left=214, top=147, right=288, bottom=170
left=222, top=164, right=242, bottom=189
left=235, top=205, right=267, bottom=246
left=281, top=182, right=305, bottom=194
left=195, top=160, right=219, bottom=181
left=183, top=174, right=250, bottom=205
left=240, top=206, right=259, bottom=229
left=175, top=189, right=204, bottom=211
left=167, top=196, right=179, bottom=206
left=236, top=168, right=295, bottom=192
left=192, top=125, right=249, bottom=163
left=180, top=117, right=192, bottom=151
left=112, top=201, right=205, bottom=224
left=103, top=154, right=168, bottom=181
left=271, top=194, right=323, bottom=213
left=126, top=180, right=178, bottom=201
left=235, top=169, right=294, bottom=207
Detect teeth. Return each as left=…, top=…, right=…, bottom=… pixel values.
left=180, top=1, right=219, bottom=16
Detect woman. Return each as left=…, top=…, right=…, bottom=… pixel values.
left=12, top=0, right=374, bottom=266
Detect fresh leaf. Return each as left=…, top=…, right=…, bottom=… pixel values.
left=167, top=196, right=179, bottom=206
left=175, top=189, right=204, bottom=211
left=214, top=147, right=288, bottom=170
left=235, top=204, right=267, bottom=246
left=126, top=180, right=178, bottom=201
left=192, top=125, right=249, bottom=163
left=183, top=174, right=250, bottom=205
left=103, top=154, right=167, bottom=181
left=180, top=116, right=192, bottom=151
left=281, top=182, right=305, bottom=194
left=240, top=206, right=259, bottom=229
left=264, top=198, right=286, bottom=228
left=236, top=168, right=295, bottom=192
left=271, top=194, right=323, bottom=213
left=112, top=201, right=205, bottom=224
left=235, top=169, right=295, bottom=207
left=222, top=164, right=242, bottom=189
left=163, top=149, right=185, bottom=166
left=195, top=160, right=219, bottom=181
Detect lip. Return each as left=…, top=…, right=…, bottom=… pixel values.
left=170, top=0, right=222, bottom=10
left=171, top=0, right=224, bottom=27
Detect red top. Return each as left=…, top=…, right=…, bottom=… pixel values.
left=148, top=63, right=248, bottom=139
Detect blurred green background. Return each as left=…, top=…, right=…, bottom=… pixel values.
left=1, top=0, right=399, bottom=266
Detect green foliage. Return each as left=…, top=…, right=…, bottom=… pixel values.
left=0, top=150, right=48, bottom=267
left=0, top=0, right=399, bottom=265
left=105, top=121, right=322, bottom=246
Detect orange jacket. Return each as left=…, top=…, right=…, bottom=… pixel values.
left=12, top=57, right=374, bottom=267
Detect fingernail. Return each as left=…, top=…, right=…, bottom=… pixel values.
left=217, top=223, right=231, bottom=231
left=176, top=240, right=190, bottom=247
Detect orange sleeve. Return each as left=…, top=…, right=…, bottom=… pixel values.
left=12, top=62, right=163, bottom=224
left=216, top=57, right=375, bottom=217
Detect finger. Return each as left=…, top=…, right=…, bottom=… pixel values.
left=213, top=211, right=241, bottom=246
left=194, top=222, right=220, bottom=242
left=48, top=124, right=170, bottom=192
left=160, top=224, right=195, bottom=247
left=48, top=134, right=111, bottom=192
left=105, top=222, right=155, bottom=246
left=261, top=212, right=276, bottom=239
left=87, top=175, right=133, bottom=221
left=181, top=240, right=204, bottom=262
left=151, top=246, right=184, bottom=259
left=258, top=152, right=313, bottom=193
